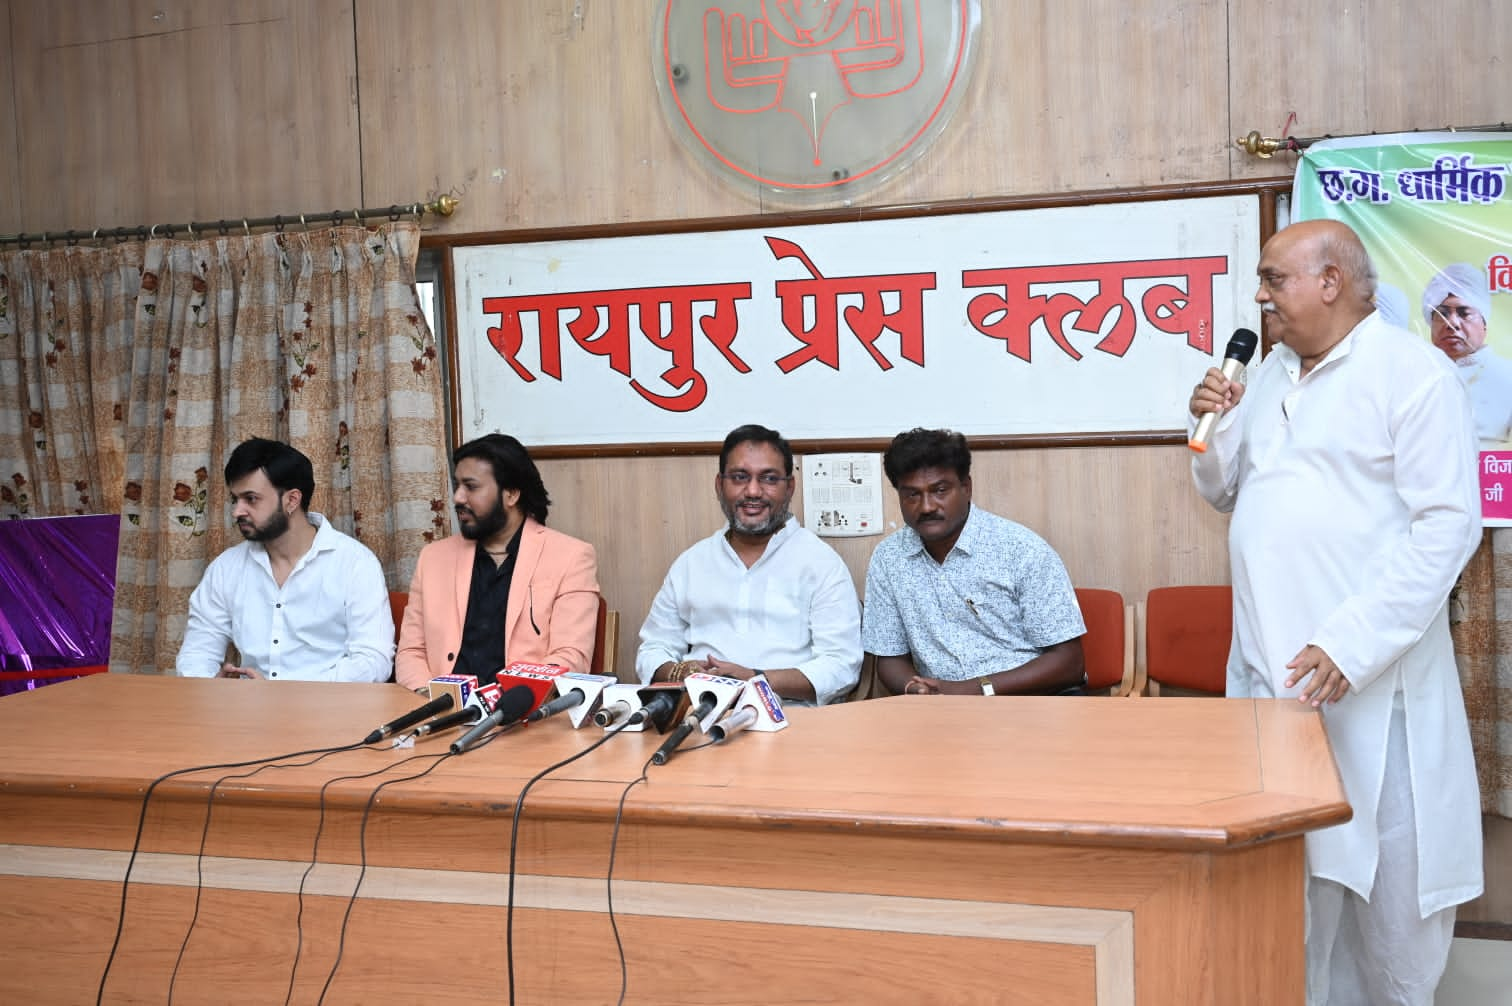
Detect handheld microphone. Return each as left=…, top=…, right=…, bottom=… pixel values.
left=593, top=683, right=645, bottom=729
left=527, top=673, right=617, bottom=726
left=492, top=662, right=568, bottom=718
left=630, top=684, right=686, bottom=734
left=1189, top=328, right=1259, bottom=453
left=651, top=694, right=719, bottom=765
left=364, top=692, right=455, bottom=745
left=707, top=674, right=789, bottom=743
left=708, top=706, right=758, bottom=743
left=450, top=685, right=536, bottom=754
left=683, top=672, right=747, bottom=732
left=402, top=682, right=503, bottom=742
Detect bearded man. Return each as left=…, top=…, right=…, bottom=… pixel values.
left=635, top=424, right=861, bottom=705
left=396, top=433, right=599, bottom=691
left=176, top=437, right=394, bottom=681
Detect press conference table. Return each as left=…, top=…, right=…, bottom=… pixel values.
left=0, top=674, right=1348, bottom=1005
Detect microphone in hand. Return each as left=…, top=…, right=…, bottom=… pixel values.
left=1189, top=328, right=1259, bottom=453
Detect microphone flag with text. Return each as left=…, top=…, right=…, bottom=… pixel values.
left=592, top=682, right=685, bottom=733
left=404, top=681, right=504, bottom=743
left=492, top=661, right=568, bottom=718
left=1188, top=328, right=1259, bottom=453
left=527, top=673, right=618, bottom=727
left=708, top=675, right=789, bottom=743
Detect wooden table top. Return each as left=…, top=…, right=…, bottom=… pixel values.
left=0, top=674, right=1350, bottom=850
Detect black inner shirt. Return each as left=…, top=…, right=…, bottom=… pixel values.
left=451, top=523, right=524, bottom=685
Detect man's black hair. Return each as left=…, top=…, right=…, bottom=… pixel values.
left=453, top=433, right=551, bottom=524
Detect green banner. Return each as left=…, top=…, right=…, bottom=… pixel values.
left=1293, top=132, right=1512, bottom=523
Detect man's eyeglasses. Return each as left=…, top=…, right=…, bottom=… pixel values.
left=720, top=471, right=791, bottom=487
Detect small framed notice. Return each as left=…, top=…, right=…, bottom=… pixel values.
left=801, top=454, right=885, bottom=538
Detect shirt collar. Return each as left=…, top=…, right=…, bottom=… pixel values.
left=1270, top=311, right=1371, bottom=381
left=718, top=514, right=796, bottom=565
left=901, top=504, right=980, bottom=559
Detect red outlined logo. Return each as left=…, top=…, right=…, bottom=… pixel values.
left=657, top=1, right=980, bottom=198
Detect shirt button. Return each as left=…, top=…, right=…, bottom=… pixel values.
left=276, top=603, right=282, bottom=608
left=270, top=671, right=278, bottom=677
left=447, top=653, right=455, bottom=661
left=273, top=639, right=279, bottom=645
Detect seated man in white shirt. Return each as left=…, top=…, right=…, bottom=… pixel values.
left=636, top=424, right=861, bottom=705
left=1423, top=262, right=1512, bottom=448
left=175, top=438, right=394, bottom=681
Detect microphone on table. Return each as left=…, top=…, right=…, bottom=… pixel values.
left=1188, top=327, right=1260, bottom=453
left=651, top=692, right=720, bottom=765
left=630, top=684, right=686, bottom=733
left=592, top=683, right=685, bottom=732
left=683, top=673, right=747, bottom=733
left=527, top=673, right=618, bottom=727
left=449, top=685, right=536, bottom=754
left=400, top=682, right=503, bottom=743
left=491, top=661, right=568, bottom=718
left=363, top=690, right=455, bottom=745
left=708, top=675, right=789, bottom=744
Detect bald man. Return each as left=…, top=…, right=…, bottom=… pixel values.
left=1188, top=220, right=1483, bottom=1005
left=1422, top=261, right=1512, bottom=447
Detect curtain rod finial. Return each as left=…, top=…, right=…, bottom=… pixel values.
left=429, top=194, right=460, bottom=217
left=1235, top=130, right=1283, bottom=158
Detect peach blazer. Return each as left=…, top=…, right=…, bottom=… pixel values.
left=395, top=519, right=599, bottom=689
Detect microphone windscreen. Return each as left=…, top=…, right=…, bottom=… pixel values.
left=493, top=684, right=537, bottom=725
left=1224, top=328, right=1259, bottom=365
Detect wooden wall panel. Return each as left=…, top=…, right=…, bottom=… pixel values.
left=540, top=444, right=1230, bottom=681
left=1228, top=1, right=1512, bottom=179
left=357, top=1, right=1236, bottom=233
left=8, top=0, right=361, bottom=233
left=355, top=0, right=743, bottom=233
left=0, top=1, right=19, bottom=233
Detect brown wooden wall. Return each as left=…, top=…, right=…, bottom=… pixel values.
left=3, top=0, right=1509, bottom=680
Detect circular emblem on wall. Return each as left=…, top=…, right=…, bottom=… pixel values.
left=655, top=1, right=982, bottom=204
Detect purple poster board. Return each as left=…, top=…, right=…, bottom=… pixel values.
left=0, top=514, right=120, bottom=695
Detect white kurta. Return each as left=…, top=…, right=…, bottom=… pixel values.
left=1192, top=311, right=1483, bottom=917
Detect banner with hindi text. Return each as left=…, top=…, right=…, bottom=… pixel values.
left=1291, top=132, right=1512, bottom=526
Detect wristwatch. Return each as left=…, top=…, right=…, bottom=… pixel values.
left=978, top=676, right=995, bottom=696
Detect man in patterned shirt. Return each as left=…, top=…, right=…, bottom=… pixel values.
left=862, top=428, right=1086, bottom=696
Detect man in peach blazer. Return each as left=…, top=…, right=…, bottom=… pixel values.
left=396, top=434, right=599, bottom=691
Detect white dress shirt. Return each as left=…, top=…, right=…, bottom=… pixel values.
left=635, top=518, right=862, bottom=706
left=175, top=512, right=395, bottom=681
left=1192, top=311, right=1483, bottom=916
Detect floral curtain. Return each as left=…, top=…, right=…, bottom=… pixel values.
left=0, top=222, right=452, bottom=674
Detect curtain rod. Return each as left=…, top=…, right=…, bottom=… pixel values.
left=0, top=194, right=460, bottom=248
left=1235, top=121, right=1512, bottom=158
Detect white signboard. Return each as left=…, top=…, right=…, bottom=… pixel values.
left=453, top=196, right=1261, bottom=446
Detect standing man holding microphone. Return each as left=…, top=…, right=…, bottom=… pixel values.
left=1189, top=219, right=1482, bottom=1006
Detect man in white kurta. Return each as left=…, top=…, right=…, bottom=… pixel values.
left=1189, top=221, right=1482, bottom=1006
left=636, top=425, right=861, bottom=706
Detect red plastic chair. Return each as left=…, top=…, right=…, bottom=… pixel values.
left=1075, top=588, right=1136, bottom=696
left=1142, top=586, right=1233, bottom=695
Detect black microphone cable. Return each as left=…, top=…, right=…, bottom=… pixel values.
left=314, top=749, right=457, bottom=1006
left=504, top=717, right=639, bottom=1006
left=310, top=723, right=522, bottom=1006
left=604, top=734, right=720, bottom=1006
left=94, top=740, right=368, bottom=1006
left=164, top=746, right=356, bottom=1006
left=282, top=744, right=476, bottom=1006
